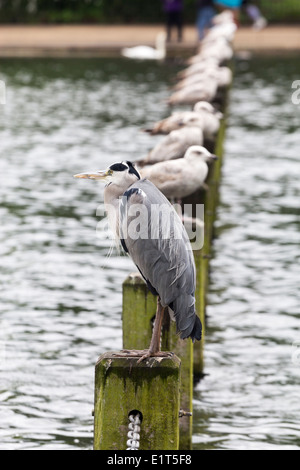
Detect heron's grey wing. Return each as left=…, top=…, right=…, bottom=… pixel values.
left=120, top=179, right=200, bottom=340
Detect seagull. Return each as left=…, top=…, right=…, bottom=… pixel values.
left=174, top=66, right=232, bottom=90
left=167, top=79, right=218, bottom=106
left=143, top=101, right=222, bottom=139
left=121, top=32, right=167, bottom=60
left=177, top=57, right=220, bottom=79
left=188, top=37, right=234, bottom=64
left=137, top=127, right=204, bottom=167
left=177, top=57, right=225, bottom=80
left=212, top=10, right=235, bottom=25
left=140, top=145, right=217, bottom=200
left=74, top=161, right=202, bottom=361
left=204, top=22, right=237, bottom=43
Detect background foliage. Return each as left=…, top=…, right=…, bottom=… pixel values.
left=0, top=0, right=299, bottom=24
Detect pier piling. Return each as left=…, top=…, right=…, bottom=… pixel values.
left=94, top=352, right=181, bottom=450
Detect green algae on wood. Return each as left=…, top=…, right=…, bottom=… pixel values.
left=122, top=273, right=194, bottom=450
left=122, top=272, right=169, bottom=351
left=94, top=352, right=181, bottom=450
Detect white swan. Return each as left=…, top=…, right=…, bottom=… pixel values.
left=121, top=32, right=167, bottom=60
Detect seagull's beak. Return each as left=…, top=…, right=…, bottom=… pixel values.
left=209, top=154, right=218, bottom=161
left=73, top=170, right=110, bottom=180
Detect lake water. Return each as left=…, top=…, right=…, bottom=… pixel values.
left=0, top=56, right=299, bottom=450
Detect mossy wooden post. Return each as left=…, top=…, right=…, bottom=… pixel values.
left=193, top=248, right=205, bottom=377
left=181, top=190, right=206, bottom=379
left=186, top=110, right=227, bottom=378
left=94, top=352, right=181, bottom=450
left=168, top=326, right=193, bottom=450
left=122, top=272, right=169, bottom=351
left=122, top=273, right=193, bottom=450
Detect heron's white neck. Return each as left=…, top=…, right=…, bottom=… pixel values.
left=104, top=184, right=124, bottom=240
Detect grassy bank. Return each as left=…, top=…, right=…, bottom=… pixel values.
left=0, top=0, right=299, bottom=24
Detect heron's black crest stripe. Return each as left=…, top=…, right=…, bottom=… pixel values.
left=123, top=187, right=142, bottom=201
left=126, top=161, right=141, bottom=180
left=120, top=238, right=128, bottom=253
left=109, top=163, right=128, bottom=172
left=120, top=188, right=142, bottom=253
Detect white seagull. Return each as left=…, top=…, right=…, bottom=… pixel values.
left=140, top=146, right=217, bottom=200
left=167, top=79, right=218, bottom=106
left=138, top=127, right=204, bottom=167
left=143, top=101, right=222, bottom=139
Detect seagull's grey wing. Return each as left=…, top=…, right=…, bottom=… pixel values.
left=120, top=179, right=201, bottom=341
left=147, top=136, right=186, bottom=163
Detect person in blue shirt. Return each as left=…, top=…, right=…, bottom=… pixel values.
left=214, top=0, right=243, bottom=7
left=196, top=0, right=216, bottom=41
left=214, top=0, right=243, bottom=23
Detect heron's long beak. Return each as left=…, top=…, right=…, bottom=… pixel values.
left=73, top=170, right=109, bottom=180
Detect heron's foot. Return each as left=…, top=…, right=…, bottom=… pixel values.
left=136, top=350, right=174, bottom=364
left=112, top=349, right=174, bottom=363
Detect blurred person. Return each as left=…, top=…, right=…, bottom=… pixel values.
left=213, top=0, right=243, bottom=24
left=242, top=0, right=267, bottom=30
left=196, top=0, right=216, bottom=41
left=162, top=0, right=184, bottom=42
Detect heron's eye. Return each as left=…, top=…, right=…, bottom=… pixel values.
left=107, top=169, right=113, bottom=176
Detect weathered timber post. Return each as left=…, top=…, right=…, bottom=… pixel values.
left=122, top=273, right=193, bottom=450
left=193, top=248, right=205, bottom=377
left=94, top=351, right=181, bottom=450
left=122, top=272, right=169, bottom=351
left=182, top=111, right=228, bottom=379
left=182, top=190, right=207, bottom=379
left=168, top=324, right=193, bottom=450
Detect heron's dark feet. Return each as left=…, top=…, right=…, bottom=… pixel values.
left=113, top=349, right=174, bottom=363
left=136, top=350, right=174, bottom=364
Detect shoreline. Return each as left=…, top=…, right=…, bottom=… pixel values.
left=0, top=25, right=299, bottom=58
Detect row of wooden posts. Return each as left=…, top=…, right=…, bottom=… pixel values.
left=93, top=69, right=230, bottom=451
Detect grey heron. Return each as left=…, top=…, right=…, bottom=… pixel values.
left=74, top=161, right=202, bottom=361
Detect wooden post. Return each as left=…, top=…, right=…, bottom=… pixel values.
left=169, top=325, right=193, bottom=450
left=94, top=351, right=181, bottom=450
left=182, top=112, right=228, bottom=380
left=193, top=248, right=205, bottom=378
left=122, top=273, right=170, bottom=351
left=122, top=273, right=193, bottom=450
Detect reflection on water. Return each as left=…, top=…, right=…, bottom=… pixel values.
left=0, top=57, right=299, bottom=450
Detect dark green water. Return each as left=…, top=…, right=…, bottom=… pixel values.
left=0, top=56, right=299, bottom=450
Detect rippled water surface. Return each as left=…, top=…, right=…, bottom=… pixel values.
left=0, top=57, right=299, bottom=450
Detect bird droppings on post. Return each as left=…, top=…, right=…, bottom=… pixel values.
left=73, top=8, right=235, bottom=451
